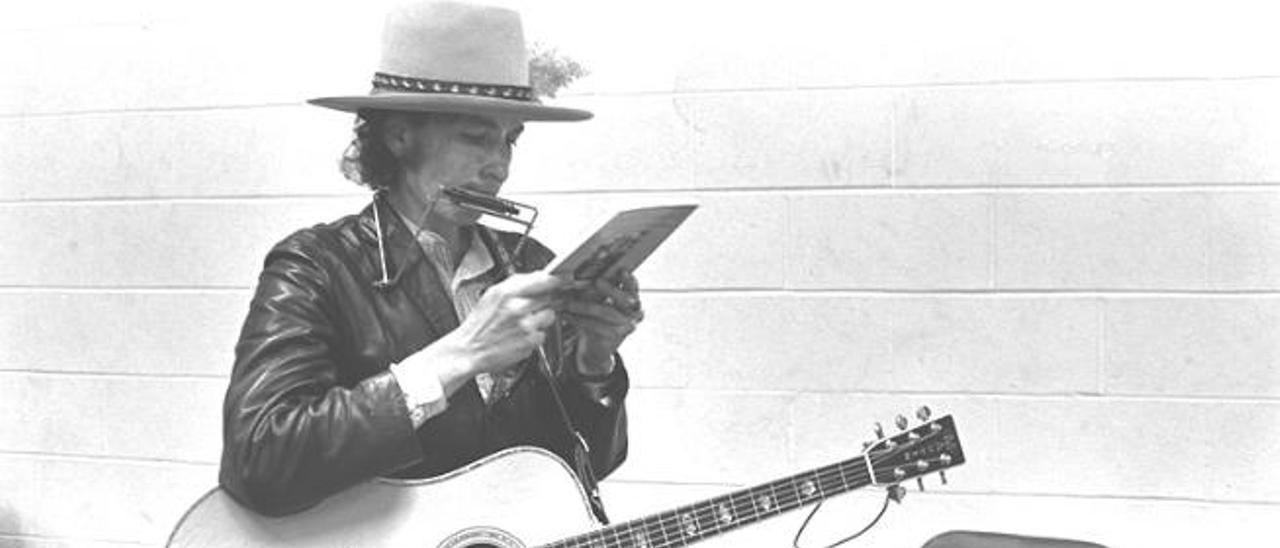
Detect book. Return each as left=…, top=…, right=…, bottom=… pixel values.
left=547, top=204, right=698, bottom=282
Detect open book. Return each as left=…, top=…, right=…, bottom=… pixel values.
left=546, top=204, right=698, bottom=282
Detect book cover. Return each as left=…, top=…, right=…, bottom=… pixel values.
left=547, top=204, right=698, bottom=281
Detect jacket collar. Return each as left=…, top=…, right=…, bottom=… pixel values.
left=356, top=195, right=461, bottom=333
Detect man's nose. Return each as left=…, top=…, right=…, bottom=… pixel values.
left=479, top=143, right=511, bottom=184
left=480, top=155, right=509, bottom=185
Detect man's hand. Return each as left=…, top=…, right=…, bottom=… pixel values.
left=560, top=270, right=644, bottom=376
left=439, top=272, right=567, bottom=376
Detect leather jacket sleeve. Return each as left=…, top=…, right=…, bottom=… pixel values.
left=218, top=234, right=424, bottom=517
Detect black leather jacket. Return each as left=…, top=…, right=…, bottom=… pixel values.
left=218, top=200, right=629, bottom=517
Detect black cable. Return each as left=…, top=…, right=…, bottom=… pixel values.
left=792, top=492, right=893, bottom=548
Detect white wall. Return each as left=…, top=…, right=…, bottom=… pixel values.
left=2, top=1, right=1278, bottom=546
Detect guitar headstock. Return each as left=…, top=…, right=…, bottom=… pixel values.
left=861, top=408, right=965, bottom=489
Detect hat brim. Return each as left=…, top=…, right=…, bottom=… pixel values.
left=307, top=92, right=592, bottom=122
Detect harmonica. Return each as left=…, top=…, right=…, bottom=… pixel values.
left=442, top=186, right=540, bottom=260
left=442, top=187, right=520, bottom=217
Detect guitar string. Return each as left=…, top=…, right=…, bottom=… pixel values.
left=547, top=440, right=944, bottom=548
left=559, top=465, right=864, bottom=548
left=553, top=453, right=903, bottom=548
left=545, top=459, right=880, bottom=548
left=614, top=457, right=927, bottom=548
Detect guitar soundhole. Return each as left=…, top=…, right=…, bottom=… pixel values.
left=437, top=526, right=524, bottom=548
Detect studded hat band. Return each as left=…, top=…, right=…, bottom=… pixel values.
left=371, top=72, right=536, bottom=102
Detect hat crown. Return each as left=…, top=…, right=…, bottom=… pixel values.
left=379, top=1, right=528, bottom=87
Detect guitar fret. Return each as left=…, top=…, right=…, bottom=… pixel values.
left=662, top=509, right=687, bottom=548
left=604, top=526, right=620, bottom=548
left=765, top=478, right=783, bottom=517
left=747, top=484, right=774, bottom=521
left=786, top=474, right=805, bottom=510
left=680, top=506, right=702, bottom=542
left=655, top=513, right=680, bottom=548
left=709, top=498, right=733, bottom=531
left=652, top=505, right=696, bottom=548
left=650, top=514, right=670, bottom=548
left=613, top=520, right=646, bottom=548
left=628, top=518, right=648, bottom=548
left=727, top=490, right=754, bottom=527
left=805, top=469, right=820, bottom=502
left=814, top=466, right=834, bottom=500
left=586, top=527, right=607, bottom=548
left=693, top=499, right=721, bottom=539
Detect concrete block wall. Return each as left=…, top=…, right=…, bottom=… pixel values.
left=2, top=0, right=1277, bottom=546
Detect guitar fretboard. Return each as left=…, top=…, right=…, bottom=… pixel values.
left=542, top=456, right=871, bottom=548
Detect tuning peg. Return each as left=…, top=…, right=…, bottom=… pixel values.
left=895, top=414, right=909, bottom=431
left=887, top=484, right=907, bottom=503
left=939, top=470, right=948, bottom=485
left=916, top=406, right=932, bottom=421
left=874, top=422, right=885, bottom=439
left=916, top=477, right=925, bottom=491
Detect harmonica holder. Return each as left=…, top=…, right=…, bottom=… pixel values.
left=442, top=187, right=539, bottom=260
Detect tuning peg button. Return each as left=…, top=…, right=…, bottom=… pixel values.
left=874, top=422, right=885, bottom=439
left=916, top=406, right=932, bottom=421
left=895, top=414, right=909, bottom=431
left=940, top=471, right=948, bottom=485
left=916, top=477, right=925, bottom=491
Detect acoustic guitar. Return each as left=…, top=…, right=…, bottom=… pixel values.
left=168, top=412, right=964, bottom=547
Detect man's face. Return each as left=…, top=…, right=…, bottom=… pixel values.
left=398, top=112, right=525, bottom=225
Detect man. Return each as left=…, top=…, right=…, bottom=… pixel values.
left=218, top=0, right=638, bottom=518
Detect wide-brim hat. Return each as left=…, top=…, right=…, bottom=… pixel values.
left=308, top=1, right=591, bottom=122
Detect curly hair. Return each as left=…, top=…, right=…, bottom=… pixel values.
left=339, top=109, right=463, bottom=190
left=339, top=109, right=402, bottom=190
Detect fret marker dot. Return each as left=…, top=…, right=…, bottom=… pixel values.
left=757, top=495, right=773, bottom=511
left=718, top=504, right=734, bottom=525
left=681, top=514, right=697, bottom=536
left=801, top=481, right=817, bottom=497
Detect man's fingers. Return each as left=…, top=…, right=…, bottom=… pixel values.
left=588, top=279, right=640, bottom=313
left=562, top=300, right=630, bottom=325
left=616, top=271, right=639, bottom=294
left=506, top=295, right=561, bottom=316
left=522, top=307, right=558, bottom=332
left=501, top=272, right=570, bottom=297
left=526, top=329, right=547, bottom=347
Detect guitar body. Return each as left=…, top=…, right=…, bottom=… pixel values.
left=167, top=446, right=600, bottom=548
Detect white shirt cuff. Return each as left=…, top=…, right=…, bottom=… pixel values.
left=390, top=353, right=450, bottom=428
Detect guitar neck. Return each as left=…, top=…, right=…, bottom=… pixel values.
left=543, top=456, right=872, bottom=548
